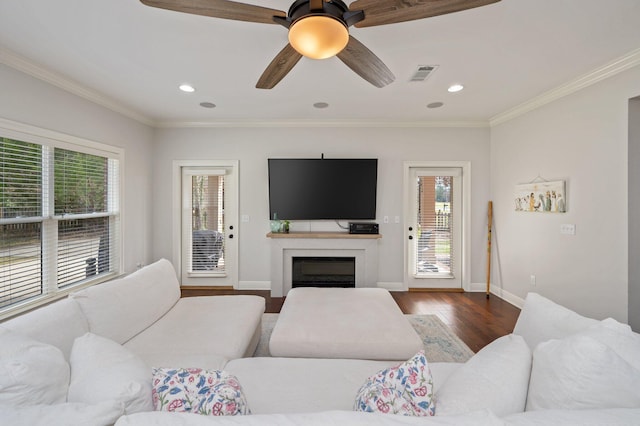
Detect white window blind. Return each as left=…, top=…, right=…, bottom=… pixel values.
left=414, top=169, right=460, bottom=278
left=1, top=138, right=43, bottom=308
left=0, top=132, right=121, bottom=317
left=189, top=172, right=226, bottom=275
left=54, top=148, right=119, bottom=287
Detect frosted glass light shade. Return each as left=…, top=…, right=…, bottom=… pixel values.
left=288, top=16, right=349, bottom=59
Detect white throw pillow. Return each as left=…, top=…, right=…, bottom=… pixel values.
left=68, top=333, right=153, bottom=414
left=513, top=292, right=598, bottom=351
left=436, top=334, right=531, bottom=417
left=0, top=400, right=124, bottom=426
left=0, top=327, right=69, bottom=406
left=526, top=333, right=640, bottom=410
left=573, top=318, right=640, bottom=370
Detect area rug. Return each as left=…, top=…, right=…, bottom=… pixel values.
left=253, top=313, right=474, bottom=363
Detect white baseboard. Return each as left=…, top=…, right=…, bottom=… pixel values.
left=377, top=281, right=405, bottom=291
left=469, top=282, right=524, bottom=309
left=238, top=281, right=271, bottom=291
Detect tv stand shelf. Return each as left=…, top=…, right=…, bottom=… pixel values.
left=266, top=232, right=381, bottom=239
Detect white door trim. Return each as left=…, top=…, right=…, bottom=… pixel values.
left=402, top=161, right=471, bottom=291
left=172, top=159, right=239, bottom=287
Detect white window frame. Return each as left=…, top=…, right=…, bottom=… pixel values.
left=0, top=118, right=124, bottom=320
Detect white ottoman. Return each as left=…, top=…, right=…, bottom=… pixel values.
left=269, top=287, right=423, bottom=360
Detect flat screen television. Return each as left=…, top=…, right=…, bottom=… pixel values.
left=268, top=158, right=378, bottom=221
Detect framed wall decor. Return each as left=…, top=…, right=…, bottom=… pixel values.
left=514, top=180, right=566, bottom=213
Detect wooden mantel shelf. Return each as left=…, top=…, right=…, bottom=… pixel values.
left=266, top=231, right=381, bottom=239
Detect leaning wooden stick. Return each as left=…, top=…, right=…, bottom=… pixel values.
left=486, top=201, right=493, bottom=298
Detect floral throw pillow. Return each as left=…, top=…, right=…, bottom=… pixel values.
left=354, top=350, right=435, bottom=416
left=152, top=367, right=250, bottom=415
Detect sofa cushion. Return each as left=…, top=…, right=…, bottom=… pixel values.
left=513, top=292, right=598, bottom=351
left=70, top=258, right=181, bottom=344
left=225, top=356, right=461, bottom=415
left=67, top=333, right=153, bottom=414
left=225, top=357, right=401, bottom=414
left=526, top=329, right=640, bottom=411
left=115, top=409, right=506, bottom=426
left=504, top=408, right=640, bottom=425
left=152, top=368, right=250, bottom=415
left=0, top=298, right=89, bottom=361
left=124, top=295, right=264, bottom=367
left=436, top=334, right=531, bottom=417
left=354, top=351, right=435, bottom=416
left=0, top=327, right=70, bottom=406
left=0, top=401, right=125, bottom=426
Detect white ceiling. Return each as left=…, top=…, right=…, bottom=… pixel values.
left=1, top=0, right=639, bottom=126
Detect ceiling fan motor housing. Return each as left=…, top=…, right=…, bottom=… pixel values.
left=286, top=0, right=364, bottom=28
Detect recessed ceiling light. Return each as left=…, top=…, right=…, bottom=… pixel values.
left=179, top=84, right=195, bottom=93
left=447, top=84, right=464, bottom=93
left=200, top=102, right=216, bottom=108
left=313, top=102, right=329, bottom=109
left=427, top=102, right=444, bottom=109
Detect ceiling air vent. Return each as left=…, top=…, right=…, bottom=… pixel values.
left=410, top=65, right=438, bottom=82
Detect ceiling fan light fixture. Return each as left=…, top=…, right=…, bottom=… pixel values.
left=288, top=15, right=349, bottom=59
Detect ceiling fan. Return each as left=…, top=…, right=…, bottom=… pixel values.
left=140, top=0, right=500, bottom=89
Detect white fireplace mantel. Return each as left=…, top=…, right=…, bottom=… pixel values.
left=267, top=232, right=381, bottom=297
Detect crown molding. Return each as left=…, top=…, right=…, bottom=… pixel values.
left=0, top=47, right=155, bottom=126
left=490, top=48, right=640, bottom=126
left=154, top=119, right=489, bottom=129
left=3, top=45, right=638, bottom=130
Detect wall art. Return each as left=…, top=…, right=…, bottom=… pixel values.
left=514, top=180, right=566, bottom=213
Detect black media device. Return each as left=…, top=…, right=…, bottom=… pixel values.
left=348, top=222, right=379, bottom=234
left=268, top=158, right=378, bottom=221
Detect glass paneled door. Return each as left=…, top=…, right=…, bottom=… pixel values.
left=406, top=167, right=462, bottom=289
left=181, top=165, right=238, bottom=287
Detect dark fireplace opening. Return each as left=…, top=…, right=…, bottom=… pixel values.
left=292, top=257, right=356, bottom=288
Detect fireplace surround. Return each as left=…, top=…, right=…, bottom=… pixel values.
left=267, top=232, right=380, bottom=297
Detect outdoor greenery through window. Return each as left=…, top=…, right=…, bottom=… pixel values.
left=1, top=133, right=121, bottom=316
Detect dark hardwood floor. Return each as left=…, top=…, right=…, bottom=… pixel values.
left=181, top=289, right=520, bottom=353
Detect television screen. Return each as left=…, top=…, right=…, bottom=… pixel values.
left=268, top=158, right=378, bottom=220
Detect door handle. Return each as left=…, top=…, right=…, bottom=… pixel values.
left=408, top=235, right=413, bottom=240
left=228, top=234, right=234, bottom=239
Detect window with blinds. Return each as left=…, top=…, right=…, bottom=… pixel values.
left=189, top=173, right=225, bottom=274
left=416, top=175, right=453, bottom=276
left=1, top=138, right=43, bottom=307
left=0, top=134, right=121, bottom=316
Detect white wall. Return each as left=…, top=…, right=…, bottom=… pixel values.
left=151, top=126, right=491, bottom=289
left=0, top=64, right=155, bottom=273
left=490, top=65, right=640, bottom=323
left=5, top=55, right=638, bottom=325
left=629, top=96, right=640, bottom=331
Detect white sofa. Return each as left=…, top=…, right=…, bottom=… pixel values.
left=1, top=258, right=639, bottom=425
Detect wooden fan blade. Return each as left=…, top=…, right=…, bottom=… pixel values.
left=350, top=0, right=500, bottom=28
left=140, top=0, right=286, bottom=24
left=336, top=36, right=394, bottom=88
left=256, top=44, right=303, bottom=89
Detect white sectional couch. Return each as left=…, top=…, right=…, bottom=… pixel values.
left=0, top=259, right=265, bottom=424
left=1, top=258, right=639, bottom=425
